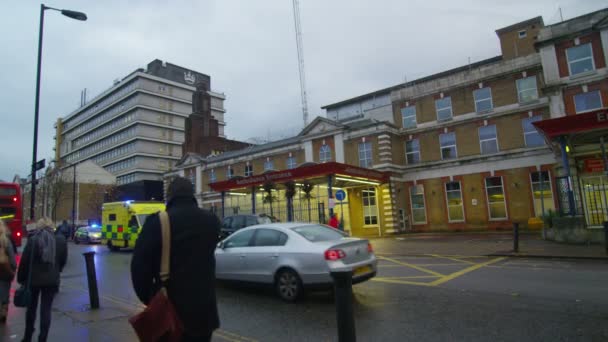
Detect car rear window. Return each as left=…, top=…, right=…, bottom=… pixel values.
left=292, top=225, right=347, bottom=242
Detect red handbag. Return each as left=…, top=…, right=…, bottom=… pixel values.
left=129, top=211, right=184, bottom=341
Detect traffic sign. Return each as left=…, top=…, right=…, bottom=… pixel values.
left=335, top=189, right=346, bottom=201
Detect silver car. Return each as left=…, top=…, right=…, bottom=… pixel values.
left=215, top=222, right=377, bottom=301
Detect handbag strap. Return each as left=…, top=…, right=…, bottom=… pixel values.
left=25, top=236, right=35, bottom=289
left=158, top=211, right=171, bottom=283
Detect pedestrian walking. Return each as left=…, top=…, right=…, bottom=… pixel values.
left=328, top=212, right=340, bottom=229
left=57, top=220, right=70, bottom=241
left=131, top=177, right=221, bottom=341
left=0, top=219, right=17, bottom=323
left=17, top=217, right=68, bottom=342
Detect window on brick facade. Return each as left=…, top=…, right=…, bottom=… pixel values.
left=516, top=76, right=538, bottom=103
left=445, top=181, right=464, bottom=222
left=474, top=87, right=493, bottom=113
left=264, top=159, right=274, bottom=171
left=567, top=43, right=594, bottom=76
left=226, top=167, right=234, bottom=179
left=530, top=171, right=555, bottom=217
left=286, top=156, right=297, bottom=169
left=362, top=188, right=378, bottom=225
left=485, top=176, right=507, bottom=220
left=245, top=164, right=253, bottom=177
left=209, top=169, right=216, bottom=183
left=522, top=116, right=544, bottom=147
left=319, top=145, right=332, bottom=163
left=440, top=132, right=457, bottom=160
left=479, top=125, right=498, bottom=154
left=401, top=105, right=417, bottom=129
left=358, top=142, right=372, bottom=168
left=574, top=91, right=602, bottom=113
left=410, top=184, right=426, bottom=224
left=405, top=139, right=420, bottom=165
left=435, top=97, right=453, bottom=121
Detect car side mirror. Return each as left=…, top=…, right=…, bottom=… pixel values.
left=217, top=241, right=225, bottom=249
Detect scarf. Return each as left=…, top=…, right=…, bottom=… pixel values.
left=32, top=227, right=56, bottom=265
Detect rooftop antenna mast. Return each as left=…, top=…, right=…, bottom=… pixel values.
left=292, top=0, right=309, bottom=128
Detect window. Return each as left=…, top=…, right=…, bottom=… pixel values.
left=440, top=132, right=457, bottom=160
left=224, top=229, right=255, bottom=248
left=566, top=43, right=594, bottom=76
left=410, top=184, right=426, bottom=224
left=252, top=229, right=288, bottom=247
left=209, top=169, right=216, bottom=183
left=362, top=188, right=378, bottom=225
left=401, top=105, right=417, bottom=129
left=522, top=116, right=544, bottom=147
left=286, top=156, right=297, bottom=169
left=479, top=125, right=498, bottom=154
left=245, top=164, right=253, bottom=177
left=293, top=225, right=347, bottom=242
left=574, top=91, right=602, bottom=113
left=227, top=167, right=234, bottom=179
left=445, top=182, right=464, bottom=222
left=264, top=159, right=274, bottom=171
left=359, top=142, right=372, bottom=168
left=473, top=87, right=493, bottom=112
left=485, top=176, right=507, bottom=220
left=109, top=214, right=116, bottom=221
left=516, top=76, right=538, bottom=103
left=435, top=97, right=453, bottom=121
left=319, top=145, right=332, bottom=162
left=405, top=139, right=420, bottom=165
left=518, top=30, right=527, bottom=39
left=530, top=171, right=555, bottom=217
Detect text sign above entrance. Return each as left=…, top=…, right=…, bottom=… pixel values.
left=584, top=158, right=605, bottom=173
left=335, top=189, right=346, bottom=201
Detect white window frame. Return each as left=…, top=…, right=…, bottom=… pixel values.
left=485, top=176, right=508, bottom=220
left=209, top=169, right=216, bottom=183
left=359, top=142, right=372, bottom=168
left=523, top=115, right=544, bottom=147
left=405, top=139, right=420, bottom=165
left=516, top=76, right=539, bottom=103
left=479, top=125, right=499, bottom=155
left=473, top=87, right=493, bottom=113
left=286, top=156, right=297, bottom=169
left=574, top=90, right=603, bottom=114
left=227, top=167, right=234, bottom=179
left=245, top=164, right=253, bottom=177
left=362, top=187, right=379, bottom=226
left=435, top=97, right=453, bottom=121
left=529, top=170, right=554, bottom=217
left=409, top=184, right=427, bottom=225
left=440, top=132, right=457, bottom=160
left=445, top=181, right=465, bottom=223
left=566, top=43, right=595, bottom=76
left=401, top=105, right=417, bottom=129
left=319, top=144, right=332, bottom=163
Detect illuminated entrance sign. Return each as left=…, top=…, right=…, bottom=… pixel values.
left=533, top=109, right=608, bottom=139
left=209, top=162, right=390, bottom=192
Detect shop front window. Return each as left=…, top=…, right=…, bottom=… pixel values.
left=485, top=176, right=507, bottom=220
left=410, top=184, right=426, bottom=224
left=362, top=188, right=378, bottom=225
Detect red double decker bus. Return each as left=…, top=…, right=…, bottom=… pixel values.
left=0, top=182, right=23, bottom=247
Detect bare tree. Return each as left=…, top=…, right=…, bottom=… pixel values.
left=45, top=168, right=68, bottom=221
left=84, top=182, right=117, bottom=224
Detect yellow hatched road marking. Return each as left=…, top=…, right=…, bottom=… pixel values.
left=429, top=257, right=506, bottom=286
left=375, top=275, right=440, bottom=280
left=378, top=256, right=445, bottom=277
left=217, top=329, right=259, bottom=342
left=371, top=277, right=436, bottom=287
left=429, top=254, right=476, bottom=265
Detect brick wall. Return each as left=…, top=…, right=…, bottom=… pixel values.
left=556, top=32, right=606, bottom=78
left=563, top=79, right=608, bottom=115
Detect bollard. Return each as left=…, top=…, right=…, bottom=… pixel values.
left=83, top=252, right=100, bottom=309
left=513, top=222, right=519, bottom=253
left=331, top=270, right=356, bottom=342
left=604, top=222, right=608, bottom=255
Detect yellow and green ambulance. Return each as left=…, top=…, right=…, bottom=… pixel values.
left=101, top=201, right=165, bottom=251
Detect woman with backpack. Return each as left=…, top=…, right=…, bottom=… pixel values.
left=17, top=217, right=67, bottom=342
left=0, top=219, right=17, bottom=322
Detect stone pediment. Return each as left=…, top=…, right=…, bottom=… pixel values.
left=299, top=116, right=343, bottom=137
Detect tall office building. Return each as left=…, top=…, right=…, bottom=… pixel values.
left=54, top=59, right=226, bottom=200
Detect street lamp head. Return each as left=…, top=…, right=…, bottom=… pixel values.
left=61, top=9, right=87, bottom=21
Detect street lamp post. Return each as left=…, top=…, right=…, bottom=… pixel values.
left=29, top=4, right=87, bottom=220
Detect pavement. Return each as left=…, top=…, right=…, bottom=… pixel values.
left=370, top=231, right=608, bottom=259
left=0, top=232, right=606, bottom=341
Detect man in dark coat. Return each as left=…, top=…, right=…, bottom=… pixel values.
left=131, top=177, right=221, bottom=341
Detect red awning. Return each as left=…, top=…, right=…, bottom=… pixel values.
left=209, top=162, right=390, bottom=192
left=533, top=109, right=608, bottom=139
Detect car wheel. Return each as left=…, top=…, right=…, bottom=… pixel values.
left=275, top=269, right=302, bottom=302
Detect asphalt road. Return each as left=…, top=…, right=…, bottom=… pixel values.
left=59, top=242, right=608, bottom=342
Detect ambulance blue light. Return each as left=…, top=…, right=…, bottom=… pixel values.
left=91, top=224, right=99, bottom=228
left=125, top=200, right=133, bottom=204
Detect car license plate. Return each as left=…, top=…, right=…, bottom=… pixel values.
left=353, top=265, right=372, bottom=277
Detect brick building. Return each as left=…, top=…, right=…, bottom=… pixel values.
left=167, top=8, right=608, bottom=237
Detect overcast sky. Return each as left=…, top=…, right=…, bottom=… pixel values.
left=0, top=0, right=605, bottom=181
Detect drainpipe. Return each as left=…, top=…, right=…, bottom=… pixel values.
left=328, top=174, right=334, bottom=220
left=251, top=186, right=256, bottom=214
left=559, top=136, right=575, bottom=216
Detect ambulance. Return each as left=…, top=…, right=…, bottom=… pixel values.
left=101, top=201, right=165, bottom=251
